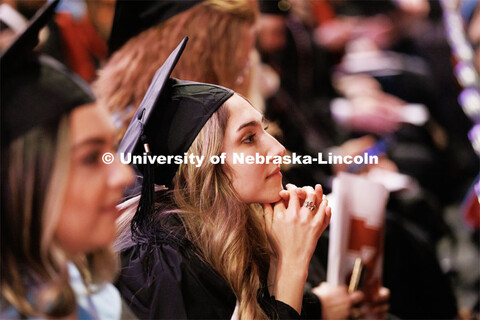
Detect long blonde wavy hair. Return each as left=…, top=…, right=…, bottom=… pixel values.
left=116, top=102, right=273, bottom=320
left=93, top=0, right=258, bottom=138
left=1, top=115, right=117, bottom=318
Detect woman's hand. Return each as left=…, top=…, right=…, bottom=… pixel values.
left=263, top=184, right=331, bottom=313
left=371, top=287, right=390, bottom=319
left=264, top=184, right=331, bottom=270
left=312, top=283, right=389, bottom=320
left=312, top=282, right=365, bottom=320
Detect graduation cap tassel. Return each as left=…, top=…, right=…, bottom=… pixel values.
left=131, top=137, right=156, bottom=242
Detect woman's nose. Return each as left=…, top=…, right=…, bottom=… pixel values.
left=267, top=134, right=286, bottom=158
left=109, top=158, right=135, bottom=189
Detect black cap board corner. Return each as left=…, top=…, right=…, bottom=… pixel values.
left=117, top=36, right=189, bottom=156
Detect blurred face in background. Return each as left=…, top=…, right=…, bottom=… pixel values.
left=257, top=14, right=287, bottom=54
left=86, top=0, right=116, bottom=41
left=55, top=103, right=133, bottom=255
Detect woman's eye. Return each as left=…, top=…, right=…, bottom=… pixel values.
left=242, top=134, right=256, bottom=144
left=264, top=125, right=269, bottom=131
left=82, top=151, right=101, bottom=165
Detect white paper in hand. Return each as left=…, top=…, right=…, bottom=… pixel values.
left=327, top=172, right=389, bottom=308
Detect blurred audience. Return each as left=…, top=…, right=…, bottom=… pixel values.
left=256, top=0, right=478, bottom=319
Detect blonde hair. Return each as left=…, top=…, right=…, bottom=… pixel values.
left=174, top=103, right=272, bottom=320
left=94, top=0, right=258, bottom=138
left=1, top=115, right=117, bottom=318
left=116, top=102, right=272, bottom=319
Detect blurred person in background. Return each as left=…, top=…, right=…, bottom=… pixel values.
left=94, top=0, right=258, bottom=140
left=40, top=0, right=115, bottom=82
left=0, top=0, right=114, bottom=82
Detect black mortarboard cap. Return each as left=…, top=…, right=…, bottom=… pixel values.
left=108, top=0, right=204, bottom=55
left=118, top=36, right=234, bottom=186
left=138, top=78, right=234, bottom=184
left=259, top=0, right=291, bottom=15
left=118, top=37, right=233, bottom=239
left=1, top=0, right=95, bottom=149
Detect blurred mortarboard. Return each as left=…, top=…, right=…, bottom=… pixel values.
left=334, top=0, right=396, bottom=17
left=259, top=0, right=291, bottom=15
left=108, top=0, right=204, bottom=55
left=1, top=0, right=95, bottom=149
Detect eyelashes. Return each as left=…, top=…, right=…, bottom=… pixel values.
left=241, top=125, right=270, bottom=144
left=242, top=133, right=256, bottom=144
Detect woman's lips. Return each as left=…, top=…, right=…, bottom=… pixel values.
left=266, top=167, right=282, bottom=179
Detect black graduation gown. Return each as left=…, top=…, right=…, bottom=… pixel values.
left=116, top=215, right=301, bottom=319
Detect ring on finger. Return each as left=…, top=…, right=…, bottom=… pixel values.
left=304, top=201, right=316, bottom=211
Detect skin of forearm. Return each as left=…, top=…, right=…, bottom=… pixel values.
left=273, top=258, right=309, bottom=314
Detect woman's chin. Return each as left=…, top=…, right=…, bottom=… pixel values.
left=242, top=185, right=284, bottom=204
left=263, top=191, right=283, bottom=204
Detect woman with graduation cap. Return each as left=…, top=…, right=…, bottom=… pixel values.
left=115, top=38, right=331, bottom=319
left=1, top=1, right=134, bottom=318
left=94, top=0, right=258, bottom=139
